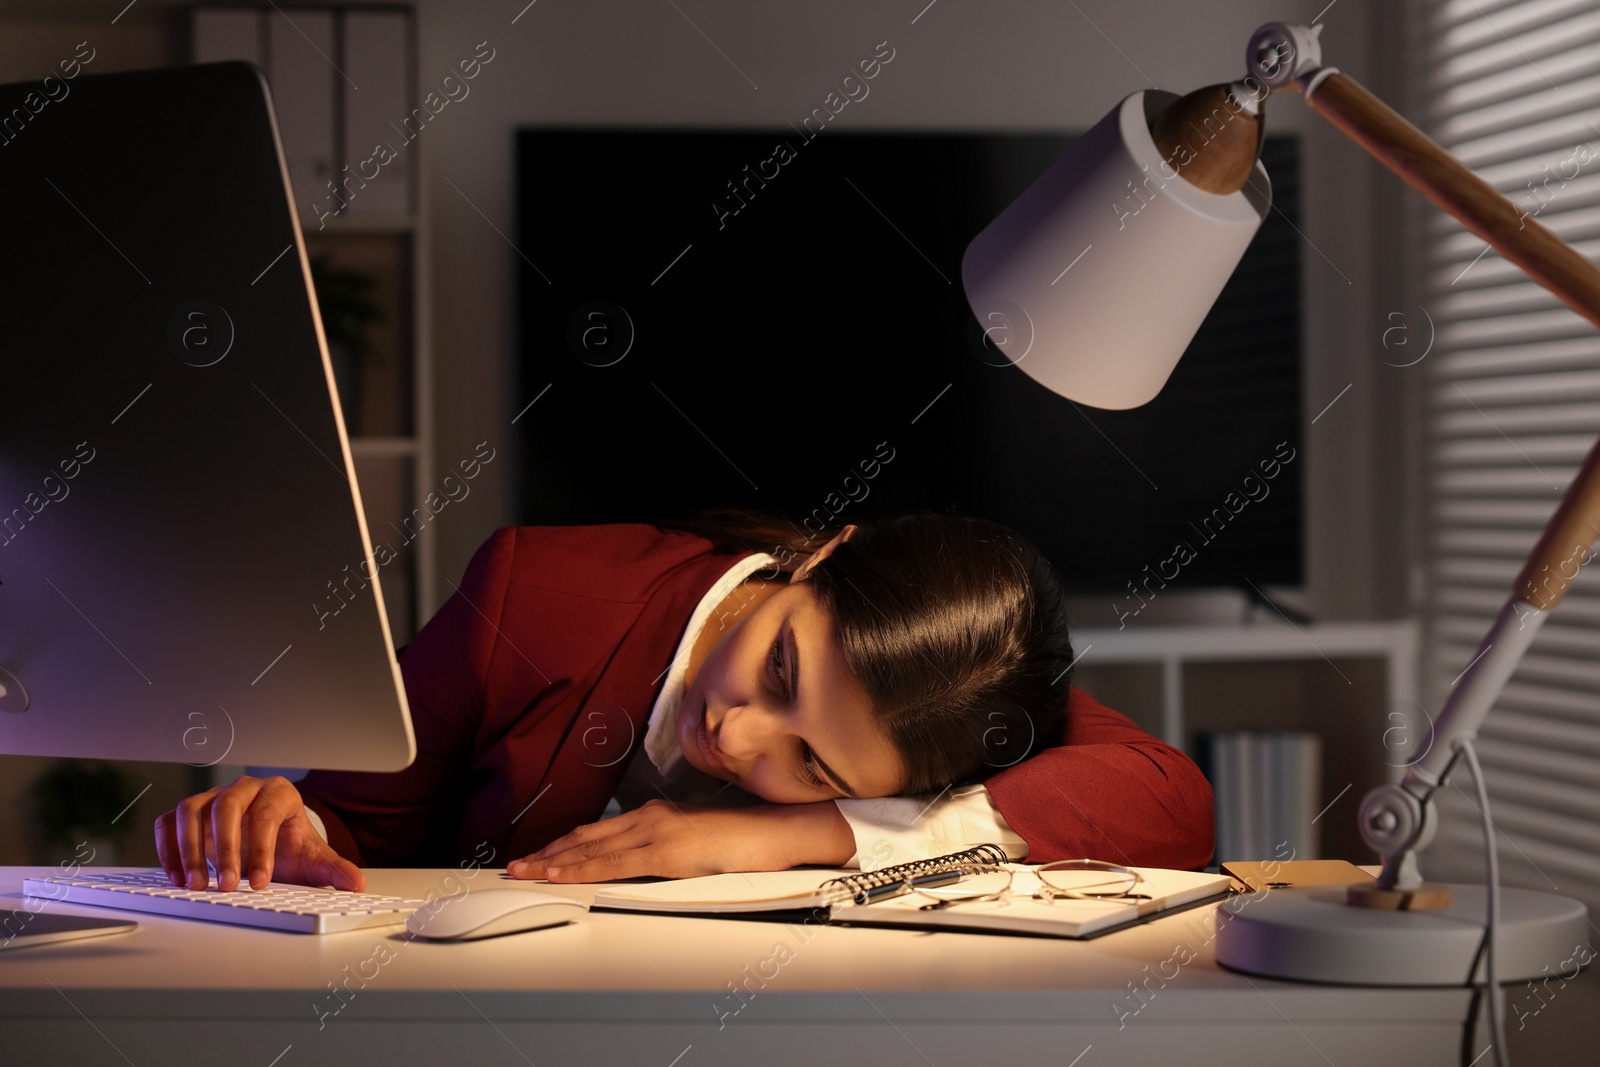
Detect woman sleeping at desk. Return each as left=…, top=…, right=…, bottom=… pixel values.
left=152, top=509, right=1215, bottom=893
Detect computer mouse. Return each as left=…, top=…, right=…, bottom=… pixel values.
left=405, top=888, right=589, bottom=940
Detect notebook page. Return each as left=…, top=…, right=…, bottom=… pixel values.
left=591, top=868, right=856, bottom=914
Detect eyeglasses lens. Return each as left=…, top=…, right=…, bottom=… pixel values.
left=1036, top=861, right=1139, bottom=897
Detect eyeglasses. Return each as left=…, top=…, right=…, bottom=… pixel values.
left=910, top=859, right=1149, bottom=911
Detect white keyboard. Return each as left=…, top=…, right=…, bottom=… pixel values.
left=23, top=871, right=421, bottom=934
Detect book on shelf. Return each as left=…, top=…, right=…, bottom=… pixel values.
left=590, top=844, right=1233, bottom=940
left=1198, top=729, right=1323, bottom=863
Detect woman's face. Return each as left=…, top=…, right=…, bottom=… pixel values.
left=676, top=550, right=906, bottom=804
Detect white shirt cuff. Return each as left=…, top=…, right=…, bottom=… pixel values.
left=303, top=805, right=328, bottom=843
left=833, top=783, right=1029, bottom=871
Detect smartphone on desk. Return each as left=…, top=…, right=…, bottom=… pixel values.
left=1221, top=859, right=1374, bottom=894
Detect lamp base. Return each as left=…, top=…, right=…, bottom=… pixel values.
left=1345, top=880, right=1454, bottom=910
left=1213, top=884, right=1588, bottom=985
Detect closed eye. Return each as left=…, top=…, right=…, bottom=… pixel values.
left=798, top=742, right=826, bottom=789
left=768, top=636, right=788, bottom=698
left=772, top=631, right=830, bottom=793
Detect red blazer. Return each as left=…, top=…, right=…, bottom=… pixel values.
left=299, top=524, right=1215, bottom=871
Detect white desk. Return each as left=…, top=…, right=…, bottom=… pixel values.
left=0, top=866, right=1472, bottom=1066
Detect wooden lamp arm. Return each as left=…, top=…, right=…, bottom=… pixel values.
left=1516, top=437, right=1600, bottom=612
left=1306, top=71, right=1600, bottom=334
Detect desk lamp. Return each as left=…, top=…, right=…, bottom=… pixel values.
left=962, top=20, right=1592, bottom=992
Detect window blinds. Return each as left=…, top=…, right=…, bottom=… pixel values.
left=1413, top=0, right=1600, bottom=914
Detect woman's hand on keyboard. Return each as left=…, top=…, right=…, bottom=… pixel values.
left=152, top=774, right=367, bottom=893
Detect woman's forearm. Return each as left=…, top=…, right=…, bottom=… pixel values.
left=776, top=800, right=858, bottom=867
left=508, top=797, right=859, bottom=880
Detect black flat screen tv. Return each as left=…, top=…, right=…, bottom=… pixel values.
left=514, top=127, right=1302, bottom=597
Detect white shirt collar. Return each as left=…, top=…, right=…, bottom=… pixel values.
left=644, top=552, right=782, bottom=775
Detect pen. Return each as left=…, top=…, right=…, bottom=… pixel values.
left=853, top=870, right=965, bottom=906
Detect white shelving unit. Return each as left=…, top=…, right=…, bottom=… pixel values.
left=1071, top=620, right=1419, bottom=750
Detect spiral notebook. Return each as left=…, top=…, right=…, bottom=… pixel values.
left=590, top=844, right=1232, bottom=939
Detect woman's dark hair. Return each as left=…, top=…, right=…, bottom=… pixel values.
left=655, top=505, right=1076, bottom=795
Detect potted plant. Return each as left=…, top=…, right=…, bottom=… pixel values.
left=309, top=253, right=384, bottom=434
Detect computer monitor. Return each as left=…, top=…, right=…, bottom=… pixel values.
left=0, top=63, right=414, bottom=772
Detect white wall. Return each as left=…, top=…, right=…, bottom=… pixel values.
left=412, top=0, right=1411, bottom=626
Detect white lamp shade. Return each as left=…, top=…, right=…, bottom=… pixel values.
left=961, top=89, right=1272, bottom=410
